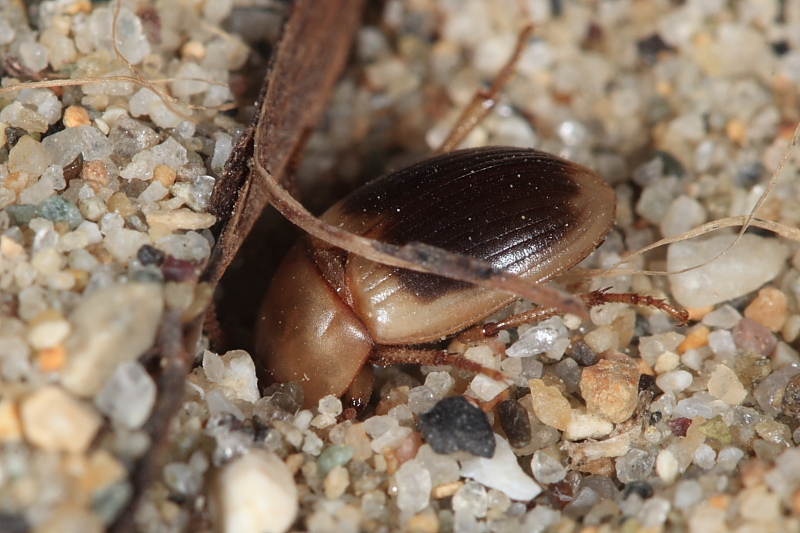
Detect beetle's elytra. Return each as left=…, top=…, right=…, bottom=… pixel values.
left=254, top=146, right=615, bottom=408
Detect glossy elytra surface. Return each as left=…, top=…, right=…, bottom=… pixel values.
left=255, top=146, right=615, bottom=406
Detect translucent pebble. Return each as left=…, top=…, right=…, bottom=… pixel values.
left=0, top=102, right=48, bottom=132
left=416, top=444, right=460, bottom=486
left=638, top=332, right=685, bottom=367
left=318, top=395, right=343, bottom=416
left=668, top=234, right=789, bottom=309
left=41, top=125, right=113, bottom=167
left=363, top=415, right=398, bottom=438
left=40, top=28, right=77, bottom=71
left=19, top=41, right=49, bottom=72
left=210, top=134, right=233, bottom=176
left=206, top=388, right=244, bottom=420
left=707, top=364, right=747, bottom=405
left=192, top=175, right=216, bottom=209
left=164, top=461, right=203, bottom=496
left=138, top=181, right=169, bottom=203
left=635, top=177, right=680, bottom=224
left=424, top=371, right=454, bottom=398
left=170, top=62, right=212, bottom=98
left=460, top=435, right=542, bottom=501
left=655, top=370, right=693, bottom=393
left=708, top=329, right=736, bottom=358
left=453, top=481, right=488, bottom=518
left=530, top=451, right=566, bottom=484
left=673, top=392, right=716, bottom=419
left=616, top=448, right=655, bottom=483
left=524, top=506, right=561, bottom=532
left=507, top=317, right=566, bottom=357
left=370, top=425, right=411, bottom=454
left=17, top=88, right=62, bottom=125
left=109, top=116, right=159, bottom=159
left=407, top=385, right=437, bottom=414
left=155, top=231, right=212, bottom=262
left=104, top=228, right=150, bottom=262
left=703, top=304, right=742, bottom=329
left=204, top=350, right=260, bottom=404
left=0, top=17, right=15, bottom=45
left=716, top=446, right=745, bottom=471
left=395, top=459, right=432, bottom=514
left=659, top=195, right=706, bottom=239
left=639, top=496, right=671, bottom=528
left=692, top=443, right=716, bottom=470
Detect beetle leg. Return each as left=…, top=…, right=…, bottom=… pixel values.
left=342, top=366, right=375, bottom=412
left=435, top=24, right=534, bottom=154
left=459, top=288, right=689, bottom=344
left=371, top=346, right=509, bottom=384
left=582, top=288, right=689, bottom=326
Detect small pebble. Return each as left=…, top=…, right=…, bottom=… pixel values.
left=94, top=361, right=156, bottom=429
left=562, top=409, right=614, bottom=441
left=667, top=234, right=788, bottom=309
left=707, top=364, right=747, bottom=405
left=733, top=318, right=777, bottom=356
left=579, top=358, right=640, bottom=423
left=656, top=370, right=693, bottom=394
left=418, top=396, right=495, bottom=458
left=744, top=287, right=787, bottom=332
left=461, top=435, right=542, bottom=501
left=780, top=374, right=800, bottom=420
left=530, top=450, right=566, bottom=484
left=20, top=385, right=101, bottom=453
left=496, top=399, right=531, bottom=448
left=528, top=379, right=571, bottom=431
left=63, top=105, right=92, bottom=128
left=395, top=459, right=432, bottom=513
left=62, top=283, right=164, bottom=396
left=209, top=450, right=298, bottom=533
left=323, top=465, right=350, bottom=500
left=655, top=448, right=679, bottom=485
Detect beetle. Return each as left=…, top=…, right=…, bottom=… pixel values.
left=254, top=145, right=617, bottom=408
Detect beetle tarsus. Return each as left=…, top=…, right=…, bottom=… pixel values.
left=581, top=288, right=690, bottom=326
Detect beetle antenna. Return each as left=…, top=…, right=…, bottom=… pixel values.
left=435, top=24, right=534, bottom=154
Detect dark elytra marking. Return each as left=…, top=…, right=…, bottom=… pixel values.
left=340, top=147, right=585, bottom=301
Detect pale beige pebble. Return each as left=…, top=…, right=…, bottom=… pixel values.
left=562, top=409, right=614, bottom=441
left=63, top=105, right=91, bottom=127
left=323, top=465, right=350, bottom=499
left=181, top=40, right=206, bottom=60
left=0, top=400, right=23, bottom=442
left=27, top=311, right=71, bottom=350
left=744, top=287, right=787, bottom=333
left=4, top=171, right=30, bottom=194
left=8, top=135, right=47, bottom=178
left=707, top=364, right=747, bottom=405
left=0, top=234, right=25, bottom=257
left=78, top=196, right=107, bottom=221
left=153, top=163, right=177, bottom=188
left=31, top=504, right=104, bottom=533
left=405, top=510, right=439, bottom=533
left=783, top=314, right=800, bottom=343
left=107, top=191, right=136, bottom=218
left=37, top=345, right=67, bottom=372
left=77, top=449, right=127, bottom=494
left=62, top=283, right=164, bottom=396
left=146, top=209, right=216, bottom=230
left=678, top=325, right=710, bottom=352
left=738, top=485, right=782, bottom=522
left=654, top=351, right=680, bottom=374
left=81, top=160, right=110, bottom=187
left=583, top=325, right=618, bottom=353
left=528, top=378, right=571, bottom=431
left=656, top=448, right=679, bottom=485
left=208, top=450, right=299, bottom=533
left=31, top=247, right=64, bottom=277
left=579, top=358, right=640, bottom=424
left=20, top=385, right=101, bottom=453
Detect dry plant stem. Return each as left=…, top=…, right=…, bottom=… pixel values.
left=204, top=0, right=366, bottom=284
left=609, top=121, right=800, bottom=279
left=435, top=24, right=534, bottom=154
left=256, top=162, right=587, bottom=318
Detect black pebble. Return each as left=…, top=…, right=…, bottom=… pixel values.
left=418, top=395, right=496, bottom=458
left=137, top=244, right=165, bottom=266
left=622, top=480, right=654, bottom=500
left=497, top=399, right=531, bottom=448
